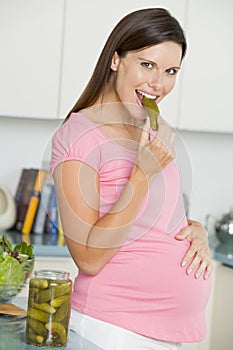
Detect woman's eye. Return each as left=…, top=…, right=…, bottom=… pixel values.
left=141, top=62, right=153, bottom=69
left=166, top=68, right=178, bottom=76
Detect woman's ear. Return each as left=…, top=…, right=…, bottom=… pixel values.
left=111, top=52, right=120, bottom=71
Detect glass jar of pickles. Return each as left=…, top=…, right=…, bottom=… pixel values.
left=26, top=270, right=72, bottom=347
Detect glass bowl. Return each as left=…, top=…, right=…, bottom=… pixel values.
left=0, top=258, right=34, bottom=304
left=0, top=283, right=26, bottom=303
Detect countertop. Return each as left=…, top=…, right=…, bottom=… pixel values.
left=0, top=298, right=102, bottom=350
left=3, top=230, right=233, bottom=268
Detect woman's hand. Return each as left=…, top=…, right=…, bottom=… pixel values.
left=175, top=219, right=212, bottom=280
left=134, top=116, right=176, bottom=182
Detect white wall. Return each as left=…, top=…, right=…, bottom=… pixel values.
left=179, top=130, right=233, bottom=223
left=0, top=117, right=60, bottom=193
left=0, top=117, right=233, bottom=225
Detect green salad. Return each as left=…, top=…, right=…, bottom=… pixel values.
left=0, top=235, right=34, bottom=285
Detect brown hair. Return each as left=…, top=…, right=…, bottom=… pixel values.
left=64, top=8, right=187, bottom=121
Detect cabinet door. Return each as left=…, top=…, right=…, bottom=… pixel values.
left=210, top=263, right=233, bottom=350
left=0, top=0, right=64, bottom=119
left=59, top=0, right=186, bottom=127
left=178, top=0, right=233, bottom=132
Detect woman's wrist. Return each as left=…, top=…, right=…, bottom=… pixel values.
left=130, top=164, right=155, bottom=189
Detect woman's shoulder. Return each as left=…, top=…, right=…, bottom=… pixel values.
left=61, top=111, right=97, bottom=130
left=53, top=112, right=104, bottom=144
left=50, top=112, right=103, bottom=174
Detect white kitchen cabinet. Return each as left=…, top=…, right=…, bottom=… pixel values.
left=178, top=0, right=233, bottom=132
left=59, top=0, right=187, bottom=127
left=0, top=0, right=65, bottom=119
left=209, top=263, right=233, bottom=350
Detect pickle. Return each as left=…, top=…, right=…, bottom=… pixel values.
left=29, top=287, right=39, bottom=295
left=30, top=279, right=49, bottom=289
left=142, top=96, right=160, bottom=131
left=33, top=302, right=56, bottom=314
left=28, top=287, right=39, bottom=306
left=38, top=282, right=71, bottom=303
left=50, top=294, right=70, bottom=308
left=45, top=321, right=67, bottom=345
left=27, top=317, right=48, bottom=336
left=60, top=315, right=69, bottom=327
left=53, top=301, right=70, bottom=322
left=36, top=335, right=44, bottom=344
left=27, top=307, right=51, bottom=323
left=26, top=328, right=44, bottom=345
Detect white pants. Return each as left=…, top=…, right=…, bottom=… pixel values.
left=70, top=309, right=183, bottom=350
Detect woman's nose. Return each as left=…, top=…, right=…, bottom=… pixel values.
left=148, top=71, right=163, bottom=90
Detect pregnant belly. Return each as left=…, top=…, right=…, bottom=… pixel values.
left=74, top=235, right=211, bottom=320
left=72, top=234, right=211, bottom=342
left=103, top=237, right=212, bottom=315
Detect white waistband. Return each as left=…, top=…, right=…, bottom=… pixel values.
left=70, top=309, right=183, bottom=350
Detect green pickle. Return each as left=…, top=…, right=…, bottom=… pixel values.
left=26, top=270, right=72, bottom=347
left=142, top=95, right=160, bottom=131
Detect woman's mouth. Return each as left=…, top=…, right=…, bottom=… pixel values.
left=135, top=90, right=159, bottom=106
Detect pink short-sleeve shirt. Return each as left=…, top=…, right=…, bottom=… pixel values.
left=50, top=113, right=211, bottom=343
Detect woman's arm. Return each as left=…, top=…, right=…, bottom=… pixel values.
left=54, top=160, right=149, bottom=275
left=175, top=219, right=212, bottom=279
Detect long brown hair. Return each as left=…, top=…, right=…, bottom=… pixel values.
left=64, top=8, right=187, bottom=122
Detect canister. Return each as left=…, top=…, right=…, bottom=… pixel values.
left=26, top=269, right=72, bottom=347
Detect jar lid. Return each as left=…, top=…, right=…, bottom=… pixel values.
left=34, top=269, right=70, bottom=280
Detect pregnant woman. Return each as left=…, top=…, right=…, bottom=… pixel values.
left=50, top=8, right=212, bottom=350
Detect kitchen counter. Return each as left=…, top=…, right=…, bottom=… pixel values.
left=3, top=230, right=233, bottom=267
left=0, top=298, right=102, bottom=350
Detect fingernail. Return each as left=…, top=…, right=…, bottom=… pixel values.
left=195, top=272, right=201, bottom=279
left=187, top=268, right=192, bottom=275
left=181, top=261, right=187, bottom=267
left=176, top=235, right=184, bottom=241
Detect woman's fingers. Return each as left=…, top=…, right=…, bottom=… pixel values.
left=177, top=220, right=213, bottom=279
left=135, top=116, right=176, bottom=182
left=155, top=116, right=176, bottom=157
left=181, top=239, right=212, bottom=279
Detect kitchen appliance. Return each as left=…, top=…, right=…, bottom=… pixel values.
left=206, top=208, right=233, bottom=244
left=0, top=186, right=16, bottom=231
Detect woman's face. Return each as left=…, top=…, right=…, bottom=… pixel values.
left=110, top=41, right=182, bottom=121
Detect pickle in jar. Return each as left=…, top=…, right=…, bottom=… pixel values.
left=45, top=321, right=67, bottom=346
left=26, top=271, right=72, bottom=347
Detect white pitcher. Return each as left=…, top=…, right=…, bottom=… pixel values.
left=0, top=186, right=17, bottom=231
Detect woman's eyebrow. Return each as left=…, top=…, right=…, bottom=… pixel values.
left=137, top=57, right=181, bottom=70
left=138, top=57, right=158, bottom=65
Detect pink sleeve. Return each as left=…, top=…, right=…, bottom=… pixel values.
left=50, top=116, right=101, bottom=175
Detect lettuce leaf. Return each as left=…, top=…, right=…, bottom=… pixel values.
left=0, top=255, right=25, bottom=284
left=0, top=236, right=13, bottom=254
